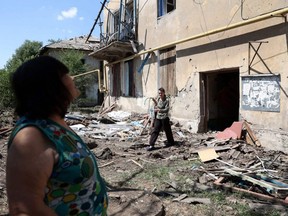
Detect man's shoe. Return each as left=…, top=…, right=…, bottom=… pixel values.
left=146, top=145, right=155, bottom=151
left=164, top=142, right=174, bottom=147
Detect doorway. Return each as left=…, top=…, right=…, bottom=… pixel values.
left=199, top=70, right=239, bottom=132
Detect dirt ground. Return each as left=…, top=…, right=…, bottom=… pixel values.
left=1, top=109, right=288, bottom=216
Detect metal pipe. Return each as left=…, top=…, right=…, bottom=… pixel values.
left=71, top=69, right=98, bottom=78
left=98, top=69, right=107, bottom=93
left=105, top=7, right=288, bottom=66
left=248, top=42, right=251, bottom=75
left=86, top=0, right=108, bottom=43
left=72, top=69, right=107, bottom=93
left=118, top=0, right=123, bottom=40
left=103, top=63, right=108, bottom=93
left=133, top=0, right=137, bottom=35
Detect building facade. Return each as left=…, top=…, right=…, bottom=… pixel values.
left=90, top=0, right=288, bottom=152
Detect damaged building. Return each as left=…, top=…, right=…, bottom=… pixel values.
left=39, top=36, right=105, bottom=105
left=87, top=0, right=288, bottom=153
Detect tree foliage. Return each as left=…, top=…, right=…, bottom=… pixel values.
left=58, top=50, right=88, bottom=98
left=5, top=40, right=42, bottom=74
left=58, top=50, right=97, bottom=101
left=0, top=40, right=42, bottom=109
left=58, top=49, right=86, bottom=76
left=0, top=69, right=13, bottom=109
left=0, top=40, right=97, bottom=110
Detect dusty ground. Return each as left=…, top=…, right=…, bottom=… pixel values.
left=1, top=109, right=288, bottom=216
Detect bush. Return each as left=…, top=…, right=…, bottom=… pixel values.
left=0, top=70, right=14, bottom=109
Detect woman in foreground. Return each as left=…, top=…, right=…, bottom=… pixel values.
left=6, top=56, right=108, bottom=215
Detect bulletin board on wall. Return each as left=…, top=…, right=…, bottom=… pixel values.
left=241, top=75, right=280, bottom=112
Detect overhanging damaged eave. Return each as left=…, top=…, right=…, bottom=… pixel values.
left=89, top=41, right=137, bottom=62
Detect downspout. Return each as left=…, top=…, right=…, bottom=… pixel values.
left=103, top=64, right=108, bottom=94
left=105, top=7, right=288, bottom=66
left=104, top=63, right=111, bottom=107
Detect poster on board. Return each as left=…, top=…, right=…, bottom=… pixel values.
left=241, top=75, right=280, bottom=112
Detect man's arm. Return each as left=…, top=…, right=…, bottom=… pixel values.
left=157, top=99, right=169, bottom=113
left=6, top=127, right=57, bottom=216
left=152, top=97, right=157, bottom=105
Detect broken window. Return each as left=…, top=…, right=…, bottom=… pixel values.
left=111, top=63, right=121, bottom=97
left=104, top=1, right=135, bottom=45
left=111, top=61, right=135, bottom=97
left=158, top=0, right=176, bottom=17
left=159, top=47, right=177, bottom=96
left=121, top=60, right=135, bottom=97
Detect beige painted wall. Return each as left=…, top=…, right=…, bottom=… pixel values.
left=104, top=0, right=288, bottom=152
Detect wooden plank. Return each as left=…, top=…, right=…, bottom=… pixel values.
left=192, top=144, right=240, bottom=154
left=245, top=131, right=255, bottom=145
left=225, top=168, right=288, bottom=198
left=0, top=127, right=12, bottom=136
left=243, top=121, right=261, bottom=146
left=139, top=117, right=151, bottom=135
left=214, top=177, right=288, bottom=206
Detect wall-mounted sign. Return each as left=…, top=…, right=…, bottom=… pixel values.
left=241, top=75, right=280, bottom=112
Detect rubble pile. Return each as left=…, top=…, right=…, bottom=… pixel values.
left=64, top=111, right=288, bottom=206
left=1, top=109, right=288, bottom=215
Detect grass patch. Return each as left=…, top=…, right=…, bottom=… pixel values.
left=104, top=157, right=288, bottom=216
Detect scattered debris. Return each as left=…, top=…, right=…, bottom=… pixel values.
left=1, top=110, right=288, bottom=215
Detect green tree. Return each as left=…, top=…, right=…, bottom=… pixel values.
left=58, top=49, right=97, bottom=101
left=0, top=69, right=12, bottom=109
left=0, top=40, right=42, bottom=109
left=0, top=40, right=96, bottom=110
left=5, top=40, right=42, bottom=74
left=58, top=49, right=86, bottom=76
left=58, top=49, right=87, bottom=100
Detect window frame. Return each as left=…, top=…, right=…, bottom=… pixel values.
left=157, top=0, right=176, bottom=18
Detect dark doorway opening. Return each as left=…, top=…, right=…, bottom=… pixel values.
left=200, top=70, right=239, bottom=132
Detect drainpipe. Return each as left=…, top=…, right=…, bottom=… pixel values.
left=104, top=63, right=111, bottom=107
left=106, top=7, right=288, bottom=66
left=103, top=64, right=108, bottom=93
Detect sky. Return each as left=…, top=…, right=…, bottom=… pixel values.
left=0, top=1, right=102, bottom=69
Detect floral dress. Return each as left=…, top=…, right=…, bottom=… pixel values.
left=8, top=116, right=108, bottom=216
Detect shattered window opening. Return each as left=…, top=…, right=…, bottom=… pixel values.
left=158, top=0, right=176, bottom=17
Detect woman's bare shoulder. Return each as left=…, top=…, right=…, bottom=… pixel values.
left=11, top=126, right=53, bottom=151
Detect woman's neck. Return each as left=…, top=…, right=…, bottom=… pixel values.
left=49, top=114, right=68, bottom=128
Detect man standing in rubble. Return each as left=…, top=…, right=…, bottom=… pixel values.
left=147, top=87, right=175, bottom=151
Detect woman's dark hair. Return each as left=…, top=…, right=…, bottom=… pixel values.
left=11, top=56, right=72, bottom=119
